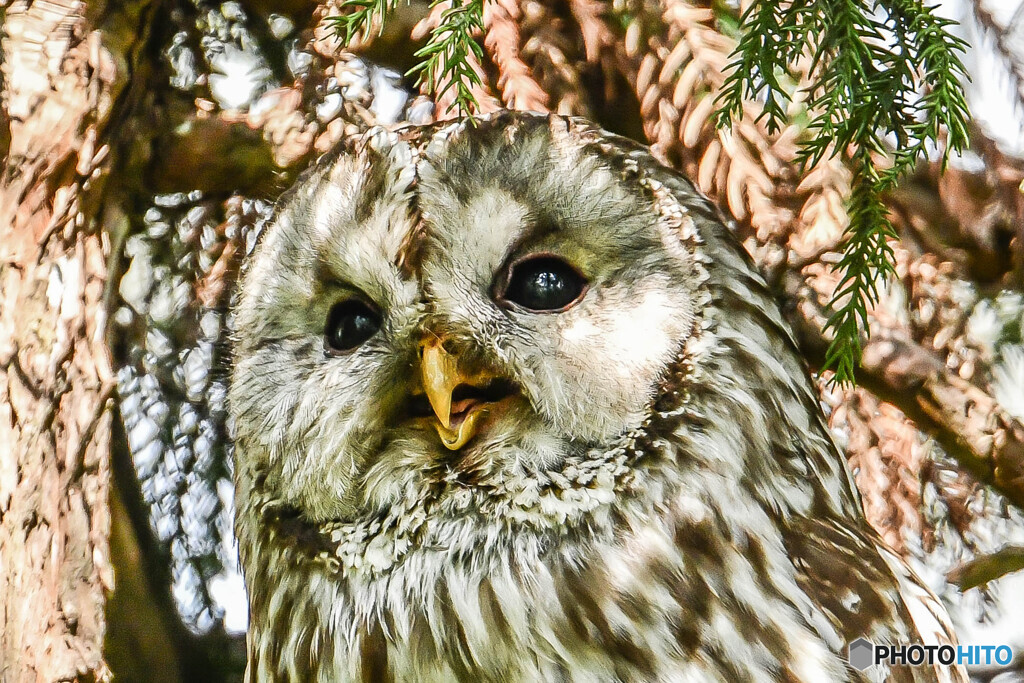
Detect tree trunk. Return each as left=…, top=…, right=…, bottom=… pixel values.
left=0, top=2, right=119, bottom=680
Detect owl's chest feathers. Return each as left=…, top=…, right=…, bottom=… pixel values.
left=243, top=434, right=854, bottom=683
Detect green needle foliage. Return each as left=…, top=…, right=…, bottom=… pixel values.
left=327, top=0, right=485, bottom=118
left=716, top=0, right=971, bottom=384
left=327, top=0, right=400, bottom=46
left=408, top=0, right=487, bottom=117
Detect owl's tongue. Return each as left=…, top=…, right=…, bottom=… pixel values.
left=435, top=404, right=487, bottom=450
left=450, top=397, right=481, bottom=417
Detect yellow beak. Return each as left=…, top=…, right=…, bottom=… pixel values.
left=419, top=337, right=489, bottom=450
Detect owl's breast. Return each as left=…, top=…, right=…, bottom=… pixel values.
left=241, top=448, right=880, bottom=683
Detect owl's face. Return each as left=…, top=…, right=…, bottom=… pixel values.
left=232, top=114, right=957, bottom=683
left=230, top=115, right=703, bottom=522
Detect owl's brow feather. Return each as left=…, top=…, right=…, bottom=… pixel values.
left=394, top=213, right=426, bottom=279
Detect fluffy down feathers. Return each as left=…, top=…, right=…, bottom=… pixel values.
left=230, top=112, right=964, bottom=682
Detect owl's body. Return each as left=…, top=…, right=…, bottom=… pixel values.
left=230, top=113, right=964, bottom=682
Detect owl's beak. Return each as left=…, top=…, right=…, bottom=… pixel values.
left=419, top=337, right=493, bottom=451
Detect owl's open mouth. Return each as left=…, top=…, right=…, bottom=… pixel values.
left=408, top=336, right=522, bottom=450
left=408, top=377, right=519, bottom=449
left=408, top=379, right=518, bottom=418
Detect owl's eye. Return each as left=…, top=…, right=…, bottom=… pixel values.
left=499, top=255, right=588, bottom=312
left=325, top=300, right=381, bottom=353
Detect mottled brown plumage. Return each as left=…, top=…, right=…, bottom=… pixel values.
left=229, top=112, right=965, bottom=681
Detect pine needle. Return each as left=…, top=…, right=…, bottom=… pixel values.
left=715, top=0, right=971, bottom=385
left=326, top=0, right=486, bottom=118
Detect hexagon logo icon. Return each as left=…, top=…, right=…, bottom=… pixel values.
left=848, top=638, right=875, bottom=671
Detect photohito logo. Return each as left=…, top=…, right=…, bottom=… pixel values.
left=847, top=638, right=1013, bottom=671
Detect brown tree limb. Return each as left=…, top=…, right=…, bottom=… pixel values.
left=150, top=110, right=281, bottom=195
left=859, top=334, right=1024, bottom=508
left=948, top=545, right=1024, bottom=590
left=0, top=1, right=128, bottom=679
left=790, top=286, right=1024, bottom=510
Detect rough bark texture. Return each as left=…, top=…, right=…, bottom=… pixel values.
left=0, top=2, right=118, bottom=680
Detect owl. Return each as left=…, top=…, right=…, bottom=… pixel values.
left=229, top=112, right=965, bottom=682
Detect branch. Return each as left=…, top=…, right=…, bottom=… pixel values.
left=150, top=110, right=280, bottom=195
left=859, top=334, right=1024, bottom=508
left=790, top=287, right=1024, bottom=510
left=948, top=545, right=1024, bottom=590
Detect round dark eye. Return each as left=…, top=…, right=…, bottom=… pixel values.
left=500, top=256, right=587, bottom=312
left=325, top=300, right=381, bottom=353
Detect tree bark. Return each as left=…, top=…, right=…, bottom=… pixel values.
left=0, top=2, right=121, bottom=680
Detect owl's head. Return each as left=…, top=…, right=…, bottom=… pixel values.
left=230, top=113, right=714, bottom=523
